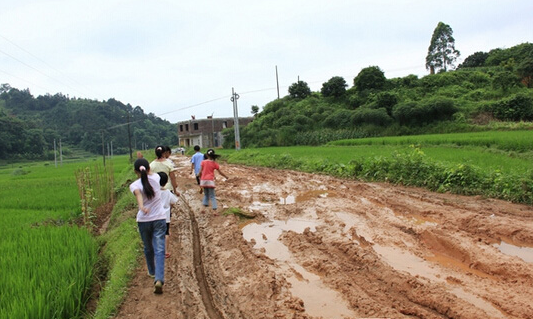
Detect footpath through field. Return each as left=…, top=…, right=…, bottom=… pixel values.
left=115, top=155, right=533, bottom=319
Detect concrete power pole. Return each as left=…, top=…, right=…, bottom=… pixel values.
left=276, top=65, right=280, bottom=99
left=231, top=87, right=241, bottom=150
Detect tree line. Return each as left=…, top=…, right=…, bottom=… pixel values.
left=0, top=85, right=177, bottom=160
left=224, top=39, right=533, bottom=148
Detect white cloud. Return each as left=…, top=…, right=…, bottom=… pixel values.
left=1, top=0, right=531, bottom=123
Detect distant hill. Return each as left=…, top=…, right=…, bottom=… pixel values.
left=229, top=42, right=533, bottom=148
left=0, top=86, right=177, bottom=160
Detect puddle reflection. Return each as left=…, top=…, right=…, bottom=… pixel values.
left=279, top=190, right=334, bottom=205
left=493, top=241, right=533, bottom=263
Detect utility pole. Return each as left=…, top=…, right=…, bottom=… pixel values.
left=127, top=111, right=133, bottom=162
left=59, top=139, right=63, bottom=166
left=54, top=139, right=57, bottom=168
left=276, top=65, right=280, bottom=99
left=210, top=112, right=215, bottom=148
left=101, top=131, right=106, bottom=166
left=231, top=87, right=241, bottom=150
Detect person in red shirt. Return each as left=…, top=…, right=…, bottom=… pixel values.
left=198, top=149, right=228, bottom=215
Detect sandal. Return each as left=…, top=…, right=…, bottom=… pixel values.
left=165, top=253, right=170, bottom=259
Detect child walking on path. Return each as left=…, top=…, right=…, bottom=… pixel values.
left=198, top=149, right=228, bottom=216
left=190, top=145, right=204, bottom=194
left=157, top=172, right=179, bottom=259
left=150, top=145, right=179, bottom=194
left=129, top=158, right=166, bottom=294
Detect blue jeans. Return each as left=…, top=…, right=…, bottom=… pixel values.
left=202, top=188, right=217, bottom=209
left=138, top=219, right=166, bottom=283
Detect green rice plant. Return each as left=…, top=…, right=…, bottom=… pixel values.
left=329, top=130, right=533, bottom=153
left=0, top=224, right=98, bottom=319
left=0, top=156, right=131, bottom=319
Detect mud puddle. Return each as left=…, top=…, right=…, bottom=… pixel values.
left=242, top=219, right=357, bottom=318
left=493, top=241, right=533, bottom=263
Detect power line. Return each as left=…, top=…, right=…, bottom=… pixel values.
left=0, top=34, right=91, bottom=94
left=0, top=68, right=53, bottom=92
left=0, top=45, right=86, bottom=97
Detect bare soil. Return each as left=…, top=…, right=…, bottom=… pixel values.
left=114, top=155, right=533, bottom=319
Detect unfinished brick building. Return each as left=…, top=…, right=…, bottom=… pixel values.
left=177, top=116, right=253, bottom=149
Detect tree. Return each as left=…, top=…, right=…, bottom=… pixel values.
left=251, top=105, right=259, bottom=116
left=458, top=51, right=488, bottom=69
left=426, top=22, right=460, bottom=73
left=321, top=76, right=347, bottom=98
left=353, top=66, right=386, bottom=93
left=288, top=81, right=311, bottom=99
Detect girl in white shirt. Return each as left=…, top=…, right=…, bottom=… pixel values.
left=129, top=158, right=166, bottom=294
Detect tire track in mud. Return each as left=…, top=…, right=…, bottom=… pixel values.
left=179, top=196, right=224, bottom=319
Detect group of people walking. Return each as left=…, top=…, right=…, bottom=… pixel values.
left=129, top=145, right=227, bottom=294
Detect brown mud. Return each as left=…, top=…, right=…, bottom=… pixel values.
left=114, top=155, right=533, bottom=319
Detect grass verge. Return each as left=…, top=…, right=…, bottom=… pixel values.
left=89, top=165, right=142, bottom=319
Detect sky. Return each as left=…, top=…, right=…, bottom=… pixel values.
left=1, top=0, right=532, bottom=124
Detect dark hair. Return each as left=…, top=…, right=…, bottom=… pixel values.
left=157, top=172, right=168, bottom=187
left=164, top=146, right=171, bottom=154
left=134, top=158, right=155, bottom=199
left=194, top=145, right=200, bottom=151
left=155, top=145, right=165, bottom=159
left=205, top=148, right=220, bottom=160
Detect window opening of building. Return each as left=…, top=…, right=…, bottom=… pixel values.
left=194, top=123, right=199, bottom=130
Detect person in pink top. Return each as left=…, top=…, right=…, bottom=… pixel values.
left=198, top=149, right=228, bottom=215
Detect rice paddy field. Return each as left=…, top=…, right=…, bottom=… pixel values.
left=0, top=156, right=130, bottom=319
left=222, top=130, right=533, bottom=175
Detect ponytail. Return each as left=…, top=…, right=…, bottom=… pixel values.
left=134, top=158, right=155, bottom=199
left=154, top=145, right=165, bottom=159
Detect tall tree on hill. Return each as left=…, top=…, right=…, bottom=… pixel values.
left=426, top=22, right=460, bottom=74
left=288, top=81, right=311, bottom=99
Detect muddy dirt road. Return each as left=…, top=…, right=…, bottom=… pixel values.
left=115, top=155, right=533, bottom=319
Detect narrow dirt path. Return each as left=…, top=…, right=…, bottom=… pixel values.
left=114, top=155, right=533, bottom=319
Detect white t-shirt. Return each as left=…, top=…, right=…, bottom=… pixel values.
left=160, top=188, right=179, bottom=222
left=129, top=173, right=166, bottom=222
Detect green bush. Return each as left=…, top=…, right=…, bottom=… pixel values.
left=393, top=98, right=457, bottom=126
left=323, top=109, right=353, bottom=129
left=352, top=108, right=393, bottom=126
left=487, top=93, right=533, bottom=121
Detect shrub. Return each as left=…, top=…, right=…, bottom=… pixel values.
left=323, top=109, right=353, bottom=129
left=372, top=92, right=398, bottom=115
left=352, top=108, right=393, bottom=126
left=487, top=93, right=533, bottom=121
left=393, top=98, right=457, bottom=126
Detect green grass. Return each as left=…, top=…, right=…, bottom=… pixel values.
left=329, top=129, right=533, bottom=153
left=91, top=163, right=142, bottom=319
left=219, top=144, right=533, bottom=176
left=218, top=130, right=533, bottom=204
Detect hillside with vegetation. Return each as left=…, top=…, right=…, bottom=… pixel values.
left=0, top=86, right=177, bottom=160
left=225, top=42, right=533, bottom=148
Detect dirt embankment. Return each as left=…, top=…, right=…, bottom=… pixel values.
left=115, top=156, right=533, bottom=319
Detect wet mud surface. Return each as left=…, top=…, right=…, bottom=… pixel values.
left=115, top=155, right=533, bottom=319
